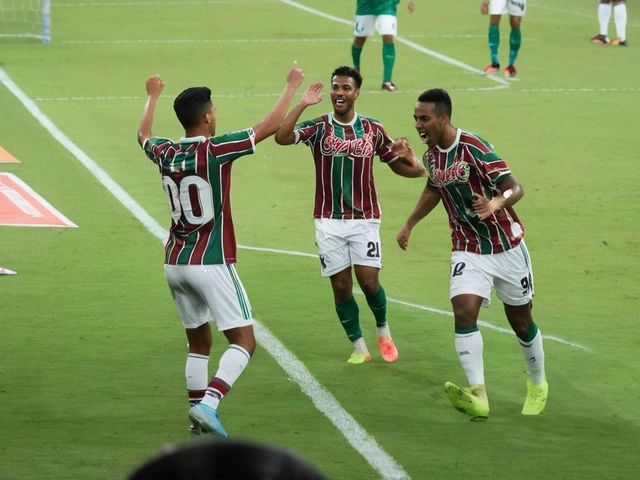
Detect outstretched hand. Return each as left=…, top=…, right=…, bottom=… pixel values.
left=146, top=75, right=165, bottom=98
left=300, top=81, right=325, bottom=107
left=286, top=61, right=305, bottom=88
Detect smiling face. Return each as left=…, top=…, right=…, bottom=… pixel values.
left=413, top=101, right=448, bottom=149
left=330, top=75, right=359, bottom=122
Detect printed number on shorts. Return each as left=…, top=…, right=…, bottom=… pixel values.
left=451, top=262, right=466, bottom=277
left=162, top=176, right=213, bottom=225
left=367, top=241, right=380, bottom=258
left=521, top=273, right=533, bottom=296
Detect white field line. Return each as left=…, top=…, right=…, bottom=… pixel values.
left=238, top=246, right=590, bottom=351
left=55, top=0, right=276, bottom=6
left=32, top=84, right=510, bottom=102
left=61, top=38, right=349, bottom=44
left=279, top=0, right=511, bottom=87
left=0, top=66, right=410, bottom=480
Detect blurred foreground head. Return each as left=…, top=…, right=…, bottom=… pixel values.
left=129, top=438, right=329, bottom=480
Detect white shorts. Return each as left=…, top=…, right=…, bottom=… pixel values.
left=489, top=0, right=526, bottom=16
left=354, top=14, right=397, bottom=37
left=164, top=264, right=254, bottom=331
left=314, top=218, right=382, bottom=277
left=449, top=240, right=534, bottom=307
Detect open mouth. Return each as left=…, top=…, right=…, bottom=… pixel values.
left=418, top=132, right=428, bottom=143
left=334, top=98, right=346, bottom=107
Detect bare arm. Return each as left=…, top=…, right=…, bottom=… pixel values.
left=274, top=81, right=325, bottom=145
left=397, top=182, right=441, bottom=250
left=137, top=75, right=165, bottom=147
left=472, top=175, right=524, bottom=220
left=252, top=61, right=306, bottom=144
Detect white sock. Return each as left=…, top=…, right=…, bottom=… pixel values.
left=598, top=3, right=612, bottom=37
left=353, top=336, right=368, bottom=353
left=455, top=331, right=485, bottom=386
left=614, top=3, right=627, bottom=41
left=376, top=324, right=390, bottom=338
left=201, top=344, right=251, bottom=410
left=519, top=329, right=545, bottom=386
left=186, top=353, right=209, bottom=404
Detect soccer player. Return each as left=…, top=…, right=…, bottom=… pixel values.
left=480, top=0, right=525, bottom=78
left=351, top=0, right=415, bottom=91
left=137, top=62, right=306, bottom=437
left=397, top=88, right=548, bottom=420
left=275, top=66, right=426, bottom=364
left=591, top=0, right=628, bottom=46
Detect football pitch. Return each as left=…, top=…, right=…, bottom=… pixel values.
left=1, top=0, right=639, bottom=478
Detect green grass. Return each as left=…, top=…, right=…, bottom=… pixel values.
left=1, top=0, right=639, bottom=478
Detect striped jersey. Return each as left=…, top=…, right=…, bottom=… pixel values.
left=424, top=128, right=524, bottom=254
left=143, top=129, right=256, bottom=265
left=356, top=0, right=400, bottom=15
left=294, top=113, right=398, bottom=220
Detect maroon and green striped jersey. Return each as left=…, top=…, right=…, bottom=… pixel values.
left=143, top=129, right=256, bottom=265
left=424, top=128, right=524, bottom=255
left=356, top=0, right=400, bottom=16
left=294, top=113, right=399, bottom=220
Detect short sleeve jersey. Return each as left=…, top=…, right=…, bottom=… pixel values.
left=294, top=113, right=398, bottom=220
left=143, top=129, right=256, bottom=265
left=356, top=0, right=400, bottom=15
left=424, top=128, right=524, bottom=254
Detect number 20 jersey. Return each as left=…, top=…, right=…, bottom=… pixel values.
left=143, top=129, right=255, bottom=265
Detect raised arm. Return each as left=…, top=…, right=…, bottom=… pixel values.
left=397, top=182, right=441, bottom=250
left=137, top=75, right=165, bottom=147
left=252, top=61, right=306, bottom=144
left=274, top=81, right=325, bottom=145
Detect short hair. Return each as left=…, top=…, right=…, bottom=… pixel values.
left=173, top=87, right=213, bottom=129
left=331, top=66, right=362, bottom=89
left=417, top=88, right=452, bottom=118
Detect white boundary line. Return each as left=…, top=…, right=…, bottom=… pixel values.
left=279, top=0, right=511, bottom=87
left=0, top=66, right=410, bottom=480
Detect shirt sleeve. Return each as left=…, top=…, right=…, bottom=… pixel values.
left=208, top=128, right=256, bottom=164
left=373, top=122, right=399, bottom=164
left=294, top=118, right=321, bottom=145
left=143, top=137, right=174, bottom=165
left=479, top=151, right=512, bottom=185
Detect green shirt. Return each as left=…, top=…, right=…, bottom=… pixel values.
left=356, top=0, right=401, bottom=16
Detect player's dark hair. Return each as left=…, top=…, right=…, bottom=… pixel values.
left=417, top=88, right=452, bottom=118
left=331, top=66, right=362, bottom=89
left=173, top=87, right=213, bottom=129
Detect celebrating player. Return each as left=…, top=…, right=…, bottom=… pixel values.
left=275, top=66, right=426, bottom=365
left=137, top=62, right=306, bottom=438
left=397, top=88, right=548, bottom=420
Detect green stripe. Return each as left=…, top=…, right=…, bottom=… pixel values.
left=226, top=264, right=251, bottom=319
left=519, top=241, right=530, bottom=266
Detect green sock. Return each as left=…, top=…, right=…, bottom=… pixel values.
left=488, top=24, right=500, bottom=64
left=508, top=28, right=521, bottom=66
left=335, top=297, right=362, bottom=341
left=365, top=285, right=387, bottom=327
left=455, top=326, right=480, bottom=335
left=351, top=44, right=363, bottom=70
left=518, top=322, right=538, bottom=343
left=382, top=42, right=395, bottom=82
